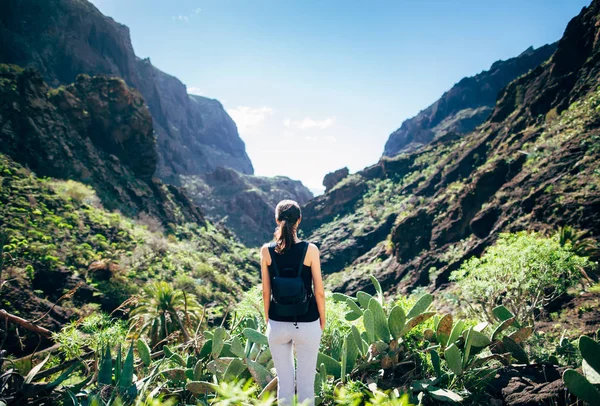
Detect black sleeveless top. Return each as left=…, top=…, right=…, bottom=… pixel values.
left=264, top=241, right=320, bottom=322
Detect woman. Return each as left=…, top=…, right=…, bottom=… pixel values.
left=260, top=199, right=326, bottom=406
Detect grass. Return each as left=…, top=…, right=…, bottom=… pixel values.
left=0, top=152, right=258, bottom=322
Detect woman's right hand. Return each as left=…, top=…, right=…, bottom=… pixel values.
left=320, top=316, right=326, bottom=331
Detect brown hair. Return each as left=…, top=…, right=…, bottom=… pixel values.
left=273, top=199, right=301, bottom=254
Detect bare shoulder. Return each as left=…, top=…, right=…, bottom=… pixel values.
left=307, top=242, right=320, bottom=256
left=260, top=244, right=271, bottom=261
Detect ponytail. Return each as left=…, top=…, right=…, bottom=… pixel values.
left=273, top=200, right=301, bottom=254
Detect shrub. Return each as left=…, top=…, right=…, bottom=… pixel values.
left=450, top=231, right=592, bottom=325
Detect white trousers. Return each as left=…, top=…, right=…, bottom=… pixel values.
left=266, top=318, right=322, bottom=406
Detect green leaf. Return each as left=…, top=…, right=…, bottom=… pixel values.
left=491, top=317, right=515, bottom=341
left=47, top=362, right=81, bottom=389
left=430, top=350, right=441, bottom=377
left=198, top=339, right=212, bottom=359
left=345, top=332, right=359, bottom=373
left=193, top=360, right=204, bottom=381
left=447, top=320, right=465, bottom=347
left=470, top=330, right=491, bottom=348
left=340, top=336, right=348, bottom=383
left=243, top=328, right=269, bottom=347
left=406, top=293, right=433, bottom=319
left=224, top=358, right=247, bottom=381
left=463, top=327, right=474, bottom=369
left=357, top=291, right=374, bottom=309
left=579, top=335, right=600, bottom=374
left=388, top=305, right=406, bottom=340
left=137, top=339, right=152, bottom=367
left=247, top=359, right=273, bottom=388
left=429, top=387, right=464, bottom=403
left=444, top=344, right=462, bottom=376
left=369, top=274, right=383, bottom=304
left=492, top=305, right=519, bottom=327
left=363, top=309, right=375, bottom=343
left=583, top=360, right=600, bottom=384
left=368, top=298, right=390, bottom=342
left=186, top=381, right=217, bottom=395
left=345, top=297, right=363, bottom=318
left=563, top=369, right=600, bottom=406
left=98, top=347, right=112, bottom=386
left=332, top=292, right=355, bottom=303
left=212, top=327, right=227, bottom=358
left=351, top=325, right=366, bottom=356
left=118, top=342, right=135, bottom=391
left=317, top=352, right=341, bottom=379
left=230, top=335, right=246, bottom=358
left=24, top=354, right=50, bottom=384
left=115, top=344, right=122, bottom=384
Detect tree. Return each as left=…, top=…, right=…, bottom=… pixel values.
left=130, top=281, right=202, bottom=347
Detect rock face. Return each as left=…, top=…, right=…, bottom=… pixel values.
left=182, top=167, right=313, bottom=246
left=323, top=167, right=350, bottom=193
left=0, top=64, right=204, bottom=225
left=0, top=0, right=254, bottom=181
left=304, top=1, right=600, bottom=296
left=383, top=44, right=557, bottom=157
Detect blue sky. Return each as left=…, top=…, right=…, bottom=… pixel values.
left=89, top=0, right=588, bottom=195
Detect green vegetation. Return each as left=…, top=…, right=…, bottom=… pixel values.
left=562, top=334, right=600, bottom=405
left=0, top=153, right=257, bottom=322
left=450, top=231, right=593, bottom=325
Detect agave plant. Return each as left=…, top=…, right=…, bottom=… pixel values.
left=130, top=281, right=202, bottom=346
left=558, top=225, right=599, bottom=261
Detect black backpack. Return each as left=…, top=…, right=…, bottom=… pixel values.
left=268, top=241, right=310, bottom=318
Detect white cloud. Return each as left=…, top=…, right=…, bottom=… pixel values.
left=283, top=116, right=336, bottom=130
left=173, top=15, right=190, bottom=22
left=187, top=86, right=203, bottom=96
left=173, top=8, right=201, bottom=23
left=227, top=106, right=274, bottom=135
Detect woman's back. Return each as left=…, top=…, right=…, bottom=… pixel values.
left=266, top=241, right=320, bottom=323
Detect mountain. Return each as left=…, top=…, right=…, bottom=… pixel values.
left=181, top=167, right=313, bottom=247
left=0, top=0, right=316, bottom=245
left=382, top=44, right=557, bottom=157
left=0, top=0, right=254, bottom=181
left=304, top=2, right=600, bottom=296
left=0, top=65, right=258, bottom=355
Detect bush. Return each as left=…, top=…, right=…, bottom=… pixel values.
left=450, top=231, right=592, bottom=325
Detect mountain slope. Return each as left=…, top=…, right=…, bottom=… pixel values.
left=383, top=44, right=557, bottom=157
left=0, top=66, right=258, bottom=355
left=0, top=0, right=254, bottom=180
left=182, top=167, right=313, bottom=247
left=305, top=1, right=600, bottom=296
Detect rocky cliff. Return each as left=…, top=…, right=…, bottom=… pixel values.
left=0, top=64, right=203, bottom=225
left=305, top=2, right=600, bottom=296
left=182, top=167, right=313, bottom=247
left=0, top=0, right=254, bottom=181
left=383, top=44, right=557, bottom=157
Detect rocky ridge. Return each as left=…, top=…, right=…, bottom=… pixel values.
left=305, top=1, right=600, bottom=297
left=0, top=65, right=203, bottom=225
left=182, top=167, right=313, bottom=247
left=0, top=0, right=254, bottom=180
left=383, top=44, right=557, bottom=157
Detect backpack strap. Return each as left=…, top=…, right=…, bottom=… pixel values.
left=296, top=241, right=309, bottom=277
left=267, top=243, right=280, bottom=277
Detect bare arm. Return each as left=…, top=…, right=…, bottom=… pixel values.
left=260, top=245, right=272, bottom=324
left=309, top=243, right=326, bottom=330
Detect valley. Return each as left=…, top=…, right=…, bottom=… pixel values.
left=0, top=0, right=599, bottom=405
